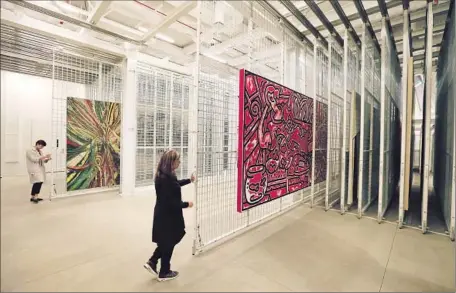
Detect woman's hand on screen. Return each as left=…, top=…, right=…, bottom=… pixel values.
left=191, top=173, right=196, bottom=183
left=188, top=201, right=194, bottom=208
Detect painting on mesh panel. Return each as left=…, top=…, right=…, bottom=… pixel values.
left=237, top=69, right=313, bottom=212
left=314, top=101, right=328, bottom=184
left=66, top=97, right=121, bottom=191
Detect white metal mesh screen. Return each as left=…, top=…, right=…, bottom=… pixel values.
left=51, top=50, right=123, bottom=198
left=327, top=40, right=344, bottom=209
left=379, top=19, right=402, bottom=220
left=281, top=32, right=311, bottom=209
left=358, top=25, right=376, bottom=214
left=341, top=30, right=359, bottom=211
left=135, top=63, right=191, bottom=187
left=193, top=1, right=314, bottom=252
left=370, top=53, right=381, bottom=207
left=312, top=43, right=329, bottom=207
left=434, top=2, right=455, bottom=239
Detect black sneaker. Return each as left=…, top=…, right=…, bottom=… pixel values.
left=30, top=198, right=39, bottom=204
left=143, top=261, right=158, bottom=276
left=158, top=271, right=179, bottom=282
left=36, top=198, right=43, bottom=201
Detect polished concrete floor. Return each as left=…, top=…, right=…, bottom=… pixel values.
left=1, top=177, right=455, bottom=292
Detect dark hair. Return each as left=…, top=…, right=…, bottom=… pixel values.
left=155, top=149, right=180, bottom=180
left=35, top=140, right=47, bottom=147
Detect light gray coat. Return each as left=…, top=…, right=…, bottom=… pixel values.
left=26, top=148, right=47, bottom=184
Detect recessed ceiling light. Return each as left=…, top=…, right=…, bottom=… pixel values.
left=138, top=26, right=148, bottom=33
left=155, top=33, right=175, bottom=43
left=202, top=52, right=227, bottom=64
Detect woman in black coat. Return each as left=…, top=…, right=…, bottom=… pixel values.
left=144, top=149, right=195, bottom=282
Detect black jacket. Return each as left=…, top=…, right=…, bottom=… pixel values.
left=152, top=173, right=191, bottom=246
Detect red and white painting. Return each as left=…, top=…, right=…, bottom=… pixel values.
left=237, top=69, right=314, bottom=212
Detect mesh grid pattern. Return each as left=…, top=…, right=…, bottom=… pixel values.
left=327, top=41, right=344, bottom=208
left=342, top=34, right=360, bottom=209
left=135, top=63, right=191, bottom=187
left=359, top=24, right=380, bottom=213
left=51, top=50, right=123, bottom=197
left=434, top=3, right=455, bottom=236
left=194, top=1, right=314, bottom=252
left=379, top=20, right=402, bottom=218
left=312, top=45, right=329, bottom=206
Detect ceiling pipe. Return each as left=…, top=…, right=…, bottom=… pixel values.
left=280, top=0, right=328, bottom=49
left=303, top=0, right=344, bottom=47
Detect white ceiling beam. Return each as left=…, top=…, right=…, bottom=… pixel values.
left=183, top=43, right=197, bottom=55
left=17, top=1, right=192, bottom=63
left=145, top=39, right=190, bottom=63
left=205, top=28, right=266, bottom=56
left=396, top=24, right=446, bottom=42
left=397, top=34, right=443, bottom=52
left=0, top=9, right=126, bottom=57
left=137, top=52, right=191, bottom=76
left=1, top=5, right=196, bottom=73
left=87, top=1, right=112, bottom=25
left=142, top=1, right=196, bottom=43
left=229, top=44, right=282, bottom=67
left=183, top=22, right=247, bottom=56
left=374, top=1, right=449, bottom=33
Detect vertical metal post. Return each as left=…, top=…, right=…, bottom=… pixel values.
left=98, top=62, right=103, bottom=100
left=301, top=44, right=306, bottom=202
left=120, top=47, right=138, bottom=197
left=326, top=37, right=333, bottom=211
left=341, top=29, right=349, bottom=214
left=169, top=75, right=174, bottom=149
left=311, top=39, right=318, bottom=207
left=50, top=48, right=56, bottom=201
left=399, top=8, right=409, bottom=228
left=280, top=23, right=285, bottom=211
left=378, top=17, right=387, bottom=223
left=246, top=3, right=253, bottom=224
left=348, top=46, right=360, bottom=207
left=247, top=7, right=253, bottom=71
left=181, top=82, right=185, bottom=178
left=451, top=104, right=456, bottom=240
left=368, top=52, right=375, bottom=208
left=153, top=72, right=158, bottom=177
left=357, top=25, right=366, bottom=218
left=421, top=1, right=433, bottom=234
left=191, top=0, right=202, bottom=255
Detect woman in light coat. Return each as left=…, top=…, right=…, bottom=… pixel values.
left=26, top=140, right=51, bottom=203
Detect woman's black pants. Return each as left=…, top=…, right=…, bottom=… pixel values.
left=31, top=182, right=43, bottom=196
left=149, top=244, right=175, bottom=274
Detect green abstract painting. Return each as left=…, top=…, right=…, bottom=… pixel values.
left=67, top=97, right=121, bottom=191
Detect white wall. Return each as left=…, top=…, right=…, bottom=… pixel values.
left=0, top=71, right=85, bottom=177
